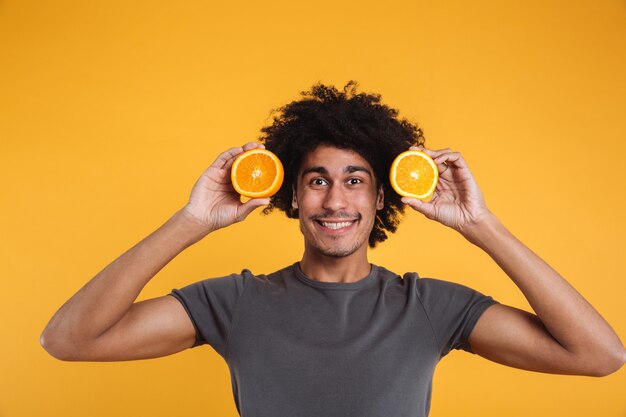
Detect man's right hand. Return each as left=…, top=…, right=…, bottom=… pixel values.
left=40, top=142, right=271, bottom=362
left=182, top=142, right=270, bottom=233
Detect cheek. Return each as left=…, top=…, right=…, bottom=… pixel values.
left=355, top=192, right=379, bottom=209
left=297, top=194, right=316, bottom=209
left=297, top=194, right=326, bottom=218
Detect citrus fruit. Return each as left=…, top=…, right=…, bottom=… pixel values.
left=231, top=148, right=284, bottom=198
left=389, top=150, right=439, bottom=200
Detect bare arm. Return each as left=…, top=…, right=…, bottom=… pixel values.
left=465, top=214, right=626, bottom=376
left=40, top=142, right=269, bottom=361
left=404, top=146, right=626, bottom=376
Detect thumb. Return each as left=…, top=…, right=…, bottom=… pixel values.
left=402, top=197, right=436, bottom=220
left=236, top=198, right=270, bottom=221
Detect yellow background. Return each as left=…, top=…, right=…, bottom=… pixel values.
left=1, top=0, right=625, bottom=416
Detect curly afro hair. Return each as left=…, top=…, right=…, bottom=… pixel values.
left=259, top=80, right=425, bottom=247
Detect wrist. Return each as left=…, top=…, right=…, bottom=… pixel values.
left=459, top=211, right=502, bottom=247
left=173, top=208, right=214, bottom=243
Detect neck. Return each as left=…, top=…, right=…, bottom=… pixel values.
left=299, top=246, right=371, bottom=283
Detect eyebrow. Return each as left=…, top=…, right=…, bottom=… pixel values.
left=300, top=165, right=373, bottom=178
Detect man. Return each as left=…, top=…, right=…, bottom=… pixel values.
left=41, top=82, right=625, bottom=417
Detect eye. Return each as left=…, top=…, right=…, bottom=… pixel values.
left=311, top=178, right=328, bottom=186
left=347, top=178, right=363, bottom=185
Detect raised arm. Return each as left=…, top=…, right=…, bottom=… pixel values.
left=40, top=142, right=269, bottom=361
left=403, top=146, right=626, bottom=376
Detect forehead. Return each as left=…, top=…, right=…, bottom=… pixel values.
left=299, top=144, right=372, bottom=173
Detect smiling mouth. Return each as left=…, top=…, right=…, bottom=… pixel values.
left=313, top=217, right=360, bottom=232
left=317, top=220, right=357, bottom=229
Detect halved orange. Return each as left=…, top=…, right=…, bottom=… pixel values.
left=231, top=149, right=284, bottom=198
left=389, top=150, right=439, bottom=200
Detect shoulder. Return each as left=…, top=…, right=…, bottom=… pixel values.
left=173, top=264, right=297, bottom=295
left=376, top=267, right=494, bottom=306
left=226, top=264, right=297, bottom=294
left=397, top=271, right=481, bottom=295
left=375, top=266, right=461, bottom=289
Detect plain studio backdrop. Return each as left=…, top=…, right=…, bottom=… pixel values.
left=1, top=1, right=625, bottom=416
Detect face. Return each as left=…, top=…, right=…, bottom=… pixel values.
left=293, top=144, right=384, bottom=258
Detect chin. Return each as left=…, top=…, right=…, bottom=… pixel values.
left=319, top=248, right=358, bottom=258
left=312, top=239, right=364, bottom=258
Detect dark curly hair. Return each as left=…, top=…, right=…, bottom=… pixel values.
left=260, top=81, right=425, bottom=247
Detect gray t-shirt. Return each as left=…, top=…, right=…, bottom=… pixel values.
left=169, top=262, right=498, bottom=417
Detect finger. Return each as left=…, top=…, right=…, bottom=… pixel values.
left=242, top=141, right=265, bottom=152
left=408, top=146, right=447, bottom=161
left=401, top=197, right=436, bottom=220
left=420, top=148, right=436, bottom=157
left=433, top=151, right=466, bottom=168
left=211, top=146, right=245, bottom=169
left=236, top=198, right=270, bottom=221
left=419, top=147, right=451, bottom=157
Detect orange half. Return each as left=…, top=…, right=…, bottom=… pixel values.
left=389, top=150, right=439, bottom=200
left=231, top=149, right=284, bottom=198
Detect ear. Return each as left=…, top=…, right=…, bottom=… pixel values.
left=376, top=185, right=384, bottom=210
left=292, top=185, right=298, bottom=209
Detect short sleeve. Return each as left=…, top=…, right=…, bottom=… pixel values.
left=169, top=271, right=249, bottom=358
left=414, top=277, right=499, bottom=358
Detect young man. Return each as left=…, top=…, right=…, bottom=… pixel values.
left=41, top=82, right=625, bottom=417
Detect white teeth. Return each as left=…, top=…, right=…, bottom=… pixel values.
left=321, top=221, right=354, bottom=229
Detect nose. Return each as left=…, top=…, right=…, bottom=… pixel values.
left=322, top=183, right=348, bottom=212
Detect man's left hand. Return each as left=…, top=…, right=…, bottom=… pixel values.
left=401, top=146, right=492, bottom=236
